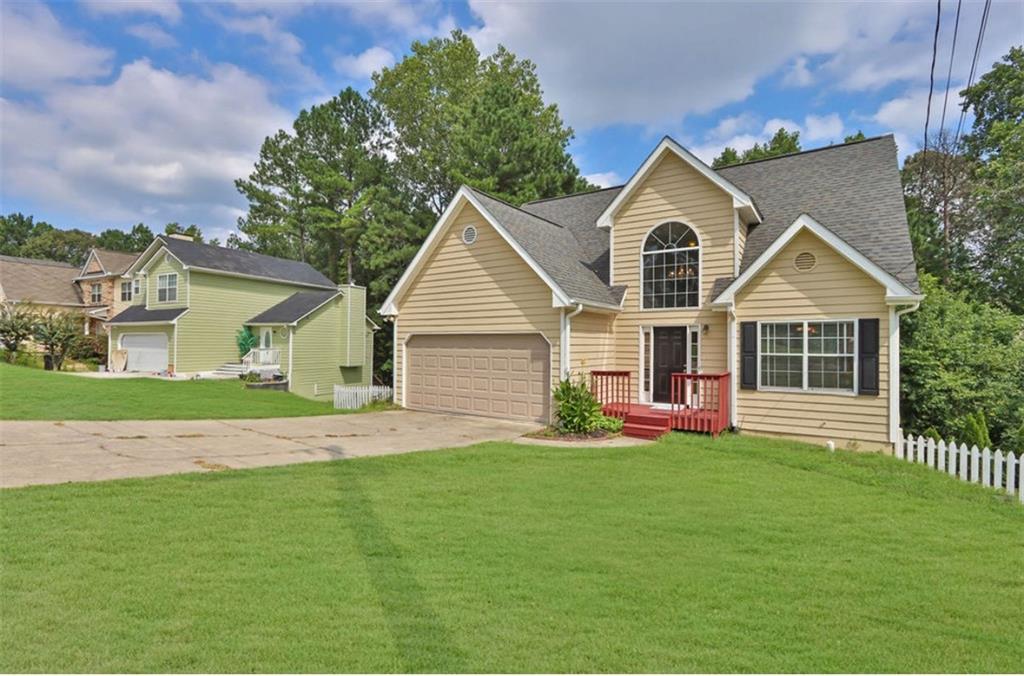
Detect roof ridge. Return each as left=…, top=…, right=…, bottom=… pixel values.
left=715, top=134, right=894, bottom=170
left=467, top=187, right=567, bottom=230
left=523, top=184, right=624, bottom=206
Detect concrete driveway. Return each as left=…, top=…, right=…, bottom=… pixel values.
left=0, top=411, right=538, bottom=488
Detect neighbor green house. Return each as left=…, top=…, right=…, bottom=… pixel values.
left=107, top=234, right=376, bottom=400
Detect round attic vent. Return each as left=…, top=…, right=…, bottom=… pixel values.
left=794, top=251, right=817, bottom=272
left=462, top=225, right=478, bottom=245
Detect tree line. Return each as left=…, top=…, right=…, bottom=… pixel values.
left=0, top=214, right=213, bottom=266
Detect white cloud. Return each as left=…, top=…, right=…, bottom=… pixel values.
left=803, top=113, right=844, bottom=142
left=214, top=12, right=320, bottom=89
left=782, top=56, right=813, bottom=87
left=0, top=59, right=292, bottom=230
left=463, top=1, right=1022, bottom=131
left=125, top=22, right=178, bottom=49
left=583, top=172, right=623, bottom=188
left=80, top=0, right=181, bottom=24
left=0, top=2, right=112, bottom=91
left=333, top=46, right=395, bottom=80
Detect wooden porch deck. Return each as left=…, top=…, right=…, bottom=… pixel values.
left=592, top=371, right=731, bottom=440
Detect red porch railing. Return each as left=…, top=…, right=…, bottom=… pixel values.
left=590, top=370, right=631, bottom=419
left=670, top=372, right=731, bottom=437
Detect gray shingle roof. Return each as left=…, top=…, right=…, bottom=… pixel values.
left=717, top=135, right=918, bottom=291
left=506, top=134, right=918, bottom=305
left=0, top=255, right=84, bottom=306
left=247, top=290, right=338, bottom=324
left=468, top=189, right=623, bottom=307
left=156, top=236, right=335, bottom=289
left=108, top=305, right=187, bottom=323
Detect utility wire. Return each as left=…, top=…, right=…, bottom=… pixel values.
left=923, top=0, right=942, bottom=160
left=938, top=0, right=963, bottom=133
left=953, top=0, right=992, bottom=150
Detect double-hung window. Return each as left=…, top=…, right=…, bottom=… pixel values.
left=157, top=273, right=178, bottom=303
left=90, top=283, right=102, bottom=304
left=132, top=278, right=142, bottom=298
left=120, top=281, right=132, bottom=301
left=759, top=320, right=855, bottom=392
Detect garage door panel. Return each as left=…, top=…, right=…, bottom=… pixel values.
left=406, top=334, right=549, bottom=423
left=121, top=333, right=168, bottom=372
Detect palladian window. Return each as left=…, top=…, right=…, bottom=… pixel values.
left=642, top=221, right=700, bottom=309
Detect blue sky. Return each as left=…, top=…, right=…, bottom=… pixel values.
left=1, top=0, right=1021, bottom=242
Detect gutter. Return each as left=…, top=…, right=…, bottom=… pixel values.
left=888, top=299, right=922, bottom=446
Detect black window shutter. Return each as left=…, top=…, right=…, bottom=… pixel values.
left=740, top=321, right=757, bottom=390
left=858, top=318, right=880, bottom=395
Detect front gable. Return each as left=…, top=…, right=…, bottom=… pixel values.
left=394, top=201, right=561, bottom=328
left=80, top=250, right=105, bottom=276
left=145, top=252, right=187, bottom=309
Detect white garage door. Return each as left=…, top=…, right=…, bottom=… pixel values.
left=121, top=333, right=168, bottom=372
left=406, top=334, right=550, bottom=423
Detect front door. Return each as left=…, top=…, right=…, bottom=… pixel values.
left=652, top=327, right=689, bottom=403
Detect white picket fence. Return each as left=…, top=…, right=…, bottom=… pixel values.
left=333, top=384, right=393, bottom=410
left=898, top=430, right=1023, bottom=504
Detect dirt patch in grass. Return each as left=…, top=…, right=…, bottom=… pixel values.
left=193, top=458, right=231, bottom=471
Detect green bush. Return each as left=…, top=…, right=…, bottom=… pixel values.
left=69, top=334, right=107, bottom=363
left=597, top=415, right=624, bottom=434
left=236, top=327, right=258, bottom=358
left=960, top=411, right=993, bottom=449
left=241, top=371, right=262, bottom=383
left=901, top=274, right=1024, bottom=451
left=553, top=377, right=603, bottom=434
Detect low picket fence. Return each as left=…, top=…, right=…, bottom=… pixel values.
left=898, top=431, right=1023, bottom=504
left=333, top=384, right=393, bottom=410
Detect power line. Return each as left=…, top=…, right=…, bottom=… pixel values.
left=938, top=0, right=963, bottom=133
left=953, top=0, right=993, bottom=150
left=922, top=0, right=943, bottom=159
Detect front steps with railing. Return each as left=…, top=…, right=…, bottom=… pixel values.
left=213, top=363, right=246, bottom=377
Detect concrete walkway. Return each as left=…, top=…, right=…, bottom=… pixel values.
left=0, top=411, right=538, bottom=488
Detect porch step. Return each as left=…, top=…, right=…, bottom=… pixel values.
left=622, top=422, right=670, bottom=440
left=213, top=363, right=245, bottom=377
left=621, top=408, right=671, bottom=440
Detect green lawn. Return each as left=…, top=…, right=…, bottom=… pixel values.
left=1, top=434, right=1021, bottom=672
left=0, top=362, right=340, bottom=419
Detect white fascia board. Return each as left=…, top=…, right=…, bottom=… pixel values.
left=79, top=250, right=104, bottom=277
left=125, top=238, right=168, bottom=275
left=139, top=246, right=187, bottom=274
left=380, top=186, right=573, bottom=315
left=711, top=214, right=919, bottom=305
left=597, top=136, right=761, bottom=229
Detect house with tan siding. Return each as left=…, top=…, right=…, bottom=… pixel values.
left=108, top=234, right=376, bottom=401
left=74, top=248, right=143, bottom=334
left=381, top=135, right=923, bottom=450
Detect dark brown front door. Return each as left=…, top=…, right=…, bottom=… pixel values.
left=652, top=327, right=688, bottom=403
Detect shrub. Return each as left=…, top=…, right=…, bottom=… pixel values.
left=236, top=327, right=258, bottom=358
left=0, top=304, right=38, bottom=363
left=597, top=415, right=624, bottom=434
left=32, top=312, right=83, bottom=371
left=69, top=334, right=107, bottom=363
left=242, top=371, right=262, bottom=383
left=553, top=377, right=603, bottom=434
left=960, top=411, right=993, bottom=449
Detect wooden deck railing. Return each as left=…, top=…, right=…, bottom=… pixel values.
left=590, top=370, right=631, bottom=419
left=670, top=372, right=731, bottom=437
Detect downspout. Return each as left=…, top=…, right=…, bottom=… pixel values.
left=889, top=301, right=921, bottom=446
left=288, top=326, right=294, bottom=392
left=560, top=303, right=584, bottom=380
left=727, top=305, right=738, bottom=428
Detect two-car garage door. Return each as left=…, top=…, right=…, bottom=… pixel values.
left=121, top=333, right=168, bottom=372
left=406, top=334, right=550, bottom=423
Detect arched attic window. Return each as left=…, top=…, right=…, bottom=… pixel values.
left=642, top=221, right=700, bottom=309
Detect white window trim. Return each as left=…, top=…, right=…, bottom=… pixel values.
left=156, top=273, right=178, bottom=303
left=639, top=219, right=704, bottom=312
left=90, top=283, right=103, bottom=304
left=120, top=280, right=132, bottom=302
left=756, top=319, right=859, bottom=396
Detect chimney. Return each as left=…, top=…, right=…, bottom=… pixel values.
left=167, top=233, right=194, bottom=242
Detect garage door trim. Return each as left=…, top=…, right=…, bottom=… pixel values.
left=403, top=332, right=551, bottom=423
left=119, top=332, right=169, bottom=372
